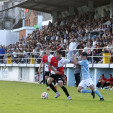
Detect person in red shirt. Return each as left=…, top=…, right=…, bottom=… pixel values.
left=96, top=74, right=106, bottom=88
left=57, top=44, right=61, bottom=50
left=47, top=50, right=73, bottom=100
left=38, top=49, right=53, bottom=91
left=106, top=74, right=113, bottom=89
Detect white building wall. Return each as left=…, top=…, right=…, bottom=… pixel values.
left=0, top=66, right=35, bottom=82
left=0, top=64, right=112, bottom=86
left=0, top=67, right=19, bottom=81
left=0, top=30, right=19, bottom=46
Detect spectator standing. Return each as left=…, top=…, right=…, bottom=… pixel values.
left=0, top=46, right=5, bottom=63
left=74, top=58, right=81, bottom=87
left=69, top=39, right=78, bottom=59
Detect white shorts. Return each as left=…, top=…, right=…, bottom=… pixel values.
left=78, top=78, right=94, bottom=88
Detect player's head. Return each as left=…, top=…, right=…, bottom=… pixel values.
left=109, top=74, right=112, bottom=78
left=56, top=50, right=62, bottom=60
left=101, top=74, right=104, bottom=78
left=46, top=49, right=50, bottom=56
left=81, top=52, right=87, bottom=60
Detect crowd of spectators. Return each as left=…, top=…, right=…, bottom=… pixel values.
left=0, top=9, right=113, bottom=64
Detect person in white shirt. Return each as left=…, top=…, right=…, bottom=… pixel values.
left=12, top=49, right=18, bottom=63
left=94, top=10, right=101, bottom=19
left=106, top=42, right=113, bottom=63
left=83, top=43, right=88, bottom=53
left=69, top=39, right=78, bottom=59
left=92, top=38, right=97, bottom=46
left=23, top=50, right=28, bottom=63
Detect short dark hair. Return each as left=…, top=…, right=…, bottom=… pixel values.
left=81, top=52, right=87, bottom=56
left=56, top=50, right=62, bottom=55
left=102, top=74, right=104, bottom=76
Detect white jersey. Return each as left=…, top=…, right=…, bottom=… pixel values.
left=50, top=56, right=71, bottom=74
left=42, top=54, right=53, bottom=72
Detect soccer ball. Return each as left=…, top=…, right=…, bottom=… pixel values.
left=41, top=92, right=49, bottom=99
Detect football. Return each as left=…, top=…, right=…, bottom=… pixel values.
left=41, top=92, right=49, bottom=99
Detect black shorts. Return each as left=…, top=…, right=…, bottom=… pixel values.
left=44, top=72, right=50, bottom=77
left=50, top=74, right=63, bottom=83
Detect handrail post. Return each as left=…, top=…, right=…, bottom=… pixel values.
left=92, top=48, right=94, bottom=68
left=109, top=48, right=110, bottom=68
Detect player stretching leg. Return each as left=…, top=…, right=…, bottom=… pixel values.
left=47, top=50, right=72, bottom=100
left=73, top=52, right=104, bottom=101
left=38, top=49, right=53, bottom=91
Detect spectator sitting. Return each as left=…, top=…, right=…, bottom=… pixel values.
left=35, top=72, right=40, bottom=82
left=105, top=74, right=113, bottom=89
left=96, top=74, right=106, bottom=88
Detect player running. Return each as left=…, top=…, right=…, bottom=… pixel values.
left=73, top=52, right=104, bottom=101
left=38, top=49, right=53, bottom=91
left=47, top=50, right=72, bottom=100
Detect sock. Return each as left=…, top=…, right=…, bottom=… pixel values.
left=81, top=89, right=92, bottom=93
left=54, top=79, right=56, bottom=85
left=61, top=86, right=69, bottom=97
left=46, top=80, right=49, bottom=87
left=49, top=84, right=57, bottom=93
left=94, top=90, right=103, bottom=98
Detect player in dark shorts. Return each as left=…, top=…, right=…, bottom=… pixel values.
left=38, top=49, right=53, bottom=91
left=47, top=50, right=73, bottom=100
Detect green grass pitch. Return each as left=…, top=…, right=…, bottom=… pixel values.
left=0, top=81, right=113, bottom=113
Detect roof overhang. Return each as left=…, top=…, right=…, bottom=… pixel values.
left=17, top=0, right=109, bottom=14
left=0, top=0, right=109, bottom=13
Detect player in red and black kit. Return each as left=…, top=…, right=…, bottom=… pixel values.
left=47, top=50, right=73, bottom=100
left=38, top=49, right=53, bottom=91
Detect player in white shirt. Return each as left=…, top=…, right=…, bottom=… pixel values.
left=38, top=49, right=53, bottom=91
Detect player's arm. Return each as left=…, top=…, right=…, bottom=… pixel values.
left=62, top=56, right=79, bottom=65
left=49, top=65, right=60, bottom=74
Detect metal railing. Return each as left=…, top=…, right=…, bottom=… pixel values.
left=0, top=47, right=113, bottom=67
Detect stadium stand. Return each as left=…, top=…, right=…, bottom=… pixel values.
left=0, top=11, right=113, bottom=64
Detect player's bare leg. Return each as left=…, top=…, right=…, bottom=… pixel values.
left=78, top=85, right=104, bottom=101
left=78, top=86, right=83, bottom=93
left=90, top=85, right=104, bottom=101
left=45, top=76, right=50, bottom=91
left=78, top=86, right=95, bottom=98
